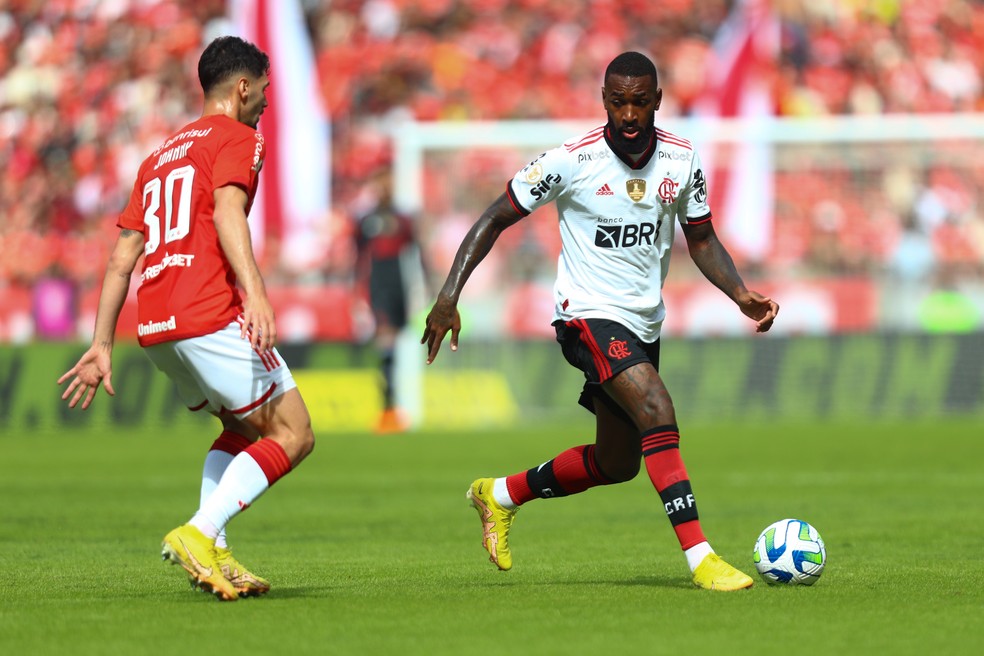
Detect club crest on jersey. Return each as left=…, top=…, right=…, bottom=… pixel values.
left=608, top=338, right=632, bottom=360
left=626, top=179, right=646, bottom=202
left=658, top=177, right=679, bottom=203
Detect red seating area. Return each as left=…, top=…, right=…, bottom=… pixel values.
left=1, top=0, right=982, bottom=340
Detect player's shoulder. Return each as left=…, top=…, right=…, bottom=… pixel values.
left=202, top=115, right=263, bottom=145
left=654, top=126, right=697, bottom=170
left=557, top=124, right=616, bottom=168
left=562, top=124, right=607, bottom=154
left=655, top=126, right=694, bottom=152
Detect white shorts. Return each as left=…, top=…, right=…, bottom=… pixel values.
left=144, top=320, right=297, bottom=419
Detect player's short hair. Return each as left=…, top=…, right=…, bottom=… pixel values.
left=198, top=36, right=270, bottom=95
left=605, top=51, right=658, bottom=84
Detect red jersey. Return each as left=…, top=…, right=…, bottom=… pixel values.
left=118, top=115, right=265, bottom=346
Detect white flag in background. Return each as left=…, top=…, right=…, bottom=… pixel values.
left=227, top=0, right=331, bottom=271
left=694, top=0, right=778, bottom=263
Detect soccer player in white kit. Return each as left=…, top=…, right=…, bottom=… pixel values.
left=422, top=51, right=779, bottom=590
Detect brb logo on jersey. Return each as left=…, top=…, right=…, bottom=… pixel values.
left=594, top=220, right=661, bottom=248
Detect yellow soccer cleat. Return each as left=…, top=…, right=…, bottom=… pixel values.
left=692, top=553, right=755, bottom=591
left=215, top=546, right=271, bottom=598
left=466, top=478, right=518, bottom=571
left=161, top=524, right=239, bottom=601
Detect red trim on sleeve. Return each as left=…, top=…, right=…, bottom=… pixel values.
left=506, top=182, right=531, bottom=216
left=687, top=213, right=713, bottom=225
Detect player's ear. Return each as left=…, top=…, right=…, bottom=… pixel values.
left=654, top=87, right=663, bottom=110
left=237, top=77, right=250, bottom=102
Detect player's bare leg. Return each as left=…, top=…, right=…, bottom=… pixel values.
left=241, top=388, right=316, bottom=466
left=591, top=399, right=642, bottom=483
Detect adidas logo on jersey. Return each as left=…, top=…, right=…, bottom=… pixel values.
left=595, top=184, right=614, bottom=196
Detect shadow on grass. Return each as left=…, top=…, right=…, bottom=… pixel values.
left=453, top=573, right=688, bottom=590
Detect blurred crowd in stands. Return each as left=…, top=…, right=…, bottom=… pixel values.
left=1, top=0, right=983, bottom=337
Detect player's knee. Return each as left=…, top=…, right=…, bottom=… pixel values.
left=301, top=428, right=315, bottom=458
left=594, top=450, right=640, bottom=483
left=292, top=426, right=316, bottom=463
left=603, top=457, right=641, bottom=483
left=632, top=394, right=676, bottom=429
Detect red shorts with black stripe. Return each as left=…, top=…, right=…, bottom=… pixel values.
left=553, top=318, right=660, bottom=417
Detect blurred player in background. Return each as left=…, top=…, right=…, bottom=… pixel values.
left=354, top=171, right=418, bottom=433
left=422, top=51, right=779, bottom=591
left=57, top=36, right=315, bottom=601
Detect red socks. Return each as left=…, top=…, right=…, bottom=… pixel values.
left=210, top=430, right=253, bottom=456
left=641, top=425, right=706, bottom=550
left=244, top=438, right=292, bottom=486
left=498, top=426, right=708, bottom=552
left=506, top=444, right=614, bottom=505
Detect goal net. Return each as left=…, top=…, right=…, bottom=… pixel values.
left=392, top=115, right=984, bottom=425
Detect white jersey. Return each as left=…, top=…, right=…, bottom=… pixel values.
left=507, top=124, right=712, bottom=342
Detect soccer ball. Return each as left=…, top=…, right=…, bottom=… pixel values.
left=752, top=518, right=826, bottom=585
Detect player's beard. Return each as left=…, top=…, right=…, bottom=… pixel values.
left=607, top=120, right=654, bottom=155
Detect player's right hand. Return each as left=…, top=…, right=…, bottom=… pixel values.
left=240, top=293, right=277, bottom=353
left=57, top=346, right=115, bottom=410
left=421, top=298, right=461, bottom=364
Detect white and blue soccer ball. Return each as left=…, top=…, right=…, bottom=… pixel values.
left=752, top=518, right=826, bottom=585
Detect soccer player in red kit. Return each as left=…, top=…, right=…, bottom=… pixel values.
left=58, top=36, right=315, bottom=601
left=422, top=51, right=779, bottom=590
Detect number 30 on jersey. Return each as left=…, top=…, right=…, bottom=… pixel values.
left=142, top=165, right=195, bottom=256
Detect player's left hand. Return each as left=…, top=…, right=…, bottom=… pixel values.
left=58, top=346, right=115, bottom=410
left=737, top=290, right=779, bottom=333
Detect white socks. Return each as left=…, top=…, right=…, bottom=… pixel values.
left=190, top=451, right=270, bottom=539
left=199, top=449, right=235, bottom=547
left=685, top=541, right=714, bottom=572
left=493, top=477, right=517, bottom=509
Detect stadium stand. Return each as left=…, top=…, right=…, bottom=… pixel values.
left=1, top=0, right=982, bottom=341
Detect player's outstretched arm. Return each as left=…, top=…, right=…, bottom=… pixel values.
left=422, top=193, right=524, bottom=363
left=681, top=220, right=779, bottom=333
left=213, top=184, right=276, bottom=353
left=58, top=228, right=144, bottom=409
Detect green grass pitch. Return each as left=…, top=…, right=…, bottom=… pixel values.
left=1, top=418, right=981, bottom=654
